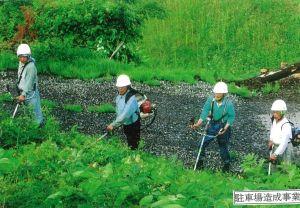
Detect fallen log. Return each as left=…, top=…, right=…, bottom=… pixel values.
left=235, top=62, right=300, bottom=88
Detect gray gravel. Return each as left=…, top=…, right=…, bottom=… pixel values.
left=1, top=70, right=299, bottom=172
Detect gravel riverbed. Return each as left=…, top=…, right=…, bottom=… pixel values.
left=1, top=70, right=299, bottom=172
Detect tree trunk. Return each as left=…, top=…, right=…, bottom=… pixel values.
left=235, top=62, right=300, bottom=88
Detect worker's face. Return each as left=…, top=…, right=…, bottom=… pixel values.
left=18, top=55, right=28, bottom=64
left=272, top=111, right=283, bottom=121
left=214, top=93, right=224, bottom=101
left=118, top=86, right=128, bottom=95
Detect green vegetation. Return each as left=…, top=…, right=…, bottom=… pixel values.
left=63, top=104, right=83, bottom=113
left=261, top=82, right=281, bottom=94
left=1, top=1, right=299, bottom=206
left=0, top=106, right=299, bottom=207
left=41, top=99, right=57, bottom=110
left=228, top=84, right=253, bottom=98
left=0, top=51, right=15, bottom=70
left=88, top=103, right=115, bottom=113
left=0, top=92, right=13, bottom=103
left=141, top=0, right=300, bottom=75
left=1, top=0, right=299, bottom=96
left=144, top=79, right=161, bottom=86
left=0, top=0, right=164, bottom=63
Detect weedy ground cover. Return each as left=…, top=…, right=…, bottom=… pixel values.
left=0, top=98, right=299, bottom=207
left=88, top=103, right=115, bottom=113
left=63, top=104, right=83, bottom=113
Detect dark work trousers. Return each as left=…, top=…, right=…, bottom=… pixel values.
left=123, top=119, right=141, bottom=150
left=199, top=121, right=231, bottom=164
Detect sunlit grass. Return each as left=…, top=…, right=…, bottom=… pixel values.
left=0, top=92, right=13, bottom=103
left=0, top=52, right=16, bottom=70
left=87, top=103, right=115, bottom=113
left=141, top=0, right=300, bottom=79
left=63, top=104, right=83, bottom=113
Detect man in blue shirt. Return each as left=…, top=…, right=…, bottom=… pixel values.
left=191, top=82, right=235, bottom=172
left=107, top=74, right=141, bottom=150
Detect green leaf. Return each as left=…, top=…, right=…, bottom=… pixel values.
left=139, top=195, right=153, bottom=206
left=102, top=163, right=113, bottom=178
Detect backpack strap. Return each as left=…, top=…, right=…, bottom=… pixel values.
left=124, top=87, right=141, bottom=118
left=17, top=60, right=32, bottom=86
left=281, top=120, right=294, bottom=142
left=221, top=98, right=228, bottom=123
left=281, top=121, right=294, bottom=130
left=270, top=116, right=274, bottom=124
left=208, top=99, right=215, bottom=119
left=125, top=88, right=139, bottom=104
left=211, top=98, right=228, bottom=122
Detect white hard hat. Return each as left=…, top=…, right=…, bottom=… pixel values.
left=213, top=81, right=228, bottom=93
left=271, top=99, right=287, bottom=111
left=116, top=74, right=131, bottom=87
left=17, top=44, right=31, bottom=56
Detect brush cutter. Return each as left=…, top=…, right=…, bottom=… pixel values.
left=12, top=103, right=20, bottom=118
left=6, top=84, right=34, bottom=118
left=78, top=131, right=109, bottom=155
left=268, top=144, right=274, bottom=175
left=190, top=117, right=220, bottom=170
left=87, top=132, right=108, bottom=149
left=6, top=84, right=20, bottom=118
left=193, top=130, right=218, bottom=170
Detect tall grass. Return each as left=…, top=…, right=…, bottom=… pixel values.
left=141, top=0, right=300, bottom=77
left=0, top=52, right=16, bottom=70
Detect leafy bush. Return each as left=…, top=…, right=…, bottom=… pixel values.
left=0, top=106, right=300, bottom=207
left=0, top=108, right=41, bottom=148
left=1, top=0, right=165, bottom=63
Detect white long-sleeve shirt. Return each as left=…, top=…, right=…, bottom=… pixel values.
left=269, top=117, right=292, bottom=155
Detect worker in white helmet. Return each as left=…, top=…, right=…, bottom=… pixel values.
left=16, top=43, right=44, bottom=126
left=191, top=81, right=235, bottom=172
left=106, top=74, right=141, bottom=150
left=268, top=99, right=293, bottom=164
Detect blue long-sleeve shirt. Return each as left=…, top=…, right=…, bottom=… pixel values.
left=111, top=92, right=139, bottom=127
left=200, top=96, right=235, bottom=126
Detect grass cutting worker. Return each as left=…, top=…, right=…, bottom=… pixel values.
left=106, top=74, right=141, bottom=150
left=16, top=43, right=44, bottom=126
left=268, top=99, right=293, bottom=165
left=191, top=81, right=235, bottom=172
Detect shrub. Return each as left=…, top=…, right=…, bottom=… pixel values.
left=1, top=0, right=165, bottom=63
